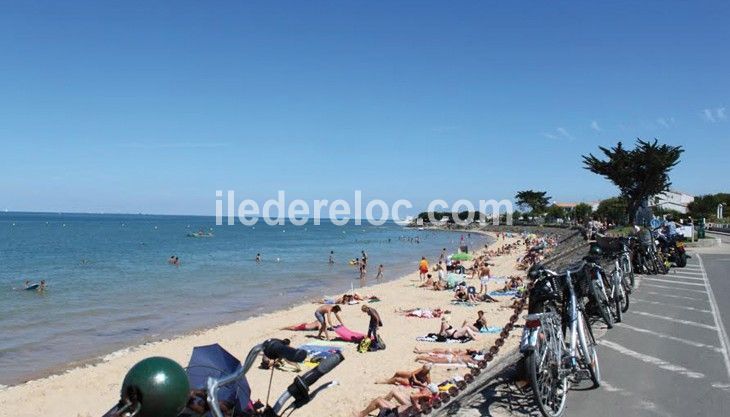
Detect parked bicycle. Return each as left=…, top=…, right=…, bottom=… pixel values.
left=522, top=263, right=601, bottom=417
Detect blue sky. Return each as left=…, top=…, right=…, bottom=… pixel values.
left=1, top=1, right=728, bottom=215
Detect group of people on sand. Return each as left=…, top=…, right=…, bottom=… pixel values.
left=350, top=251, right=385, bottom=281
left=277, top=233, right=543, bottom=416
left=291, top=301, right=382, bottom=341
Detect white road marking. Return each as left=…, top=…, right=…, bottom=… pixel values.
left=633, top=298, right=712, bottom=313
left=641, top=278, right=707, bottom=287
left=645, top=291, right=708, bottom=302
left=631, top=310, right=717, bottom=330
left=662, top=274, right=705, bottom=281
left=617, top=322, right=723, bottom=353
left=711, top=382, right=730, bottom=393
left=600, top=339, right=705, bottom=379
left=696, top=254, right=730, bottom=382
left=641, top=283, right=708, bottom=294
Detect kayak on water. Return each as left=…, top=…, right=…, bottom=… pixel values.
left=187, top=232, right=214, bottom=238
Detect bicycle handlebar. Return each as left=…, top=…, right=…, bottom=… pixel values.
left=301, top=352, right=343, bottom=386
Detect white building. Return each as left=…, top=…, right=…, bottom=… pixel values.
left=649, top=190, right=694, bottom=214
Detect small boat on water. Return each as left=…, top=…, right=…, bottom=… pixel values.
left=24, top=283, right=40, bottom=291
left=187, top=231, right=214, bottom=238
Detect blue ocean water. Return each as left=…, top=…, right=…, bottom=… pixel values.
left=0, top=212, right=489, bottom=385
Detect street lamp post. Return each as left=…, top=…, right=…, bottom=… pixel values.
left=718, top=203, right=726, bottom=220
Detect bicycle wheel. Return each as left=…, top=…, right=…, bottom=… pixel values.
left=527, top=319, right=568, bottom=417
left=612, top=272, right=622, bottom=323
left=577, top=310, right=600, bottom=388
left=590, top=278, right=613, bottom=329
left=620, top=276, right=630, bottom=313
left=621, top=254, right=634, bottom=288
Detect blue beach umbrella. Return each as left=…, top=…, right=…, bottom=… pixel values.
left=186, top=344, right=252, bottom=414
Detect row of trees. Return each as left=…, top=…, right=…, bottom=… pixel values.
left=687, top=193, right=730, bottom=221
left=514, top=190, right=593, bottom=223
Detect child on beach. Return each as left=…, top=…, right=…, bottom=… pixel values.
left=376, top=264, right=384, bottom=279
left=418, top=257, right=429, bottom=281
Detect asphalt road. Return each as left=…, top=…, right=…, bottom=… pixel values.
left=449, top=241, right=730, bottom=417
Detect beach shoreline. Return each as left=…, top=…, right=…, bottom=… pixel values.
left=0, top=227, right=485, bottom=390
left=0, top=229, right=523, bottom=417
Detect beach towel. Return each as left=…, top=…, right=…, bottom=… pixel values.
left=298, top=344, right=342, bottom=355
left=488, top=290, right=519, bottom=297
left=450, top=300, right=478, bottom=307
left=416, top=333, right=472, bottom=344
left=305, top=339, right=351, bottom=348
left=480, top=326, right=502, bottom=334
left=333, top=325, right=366, bottom=342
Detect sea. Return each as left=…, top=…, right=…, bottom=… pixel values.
left=0, top=212, right=490, bottom=385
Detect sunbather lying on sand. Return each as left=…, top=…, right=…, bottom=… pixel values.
left=439, top=317, right=479, bottom=340
left=314, top=292, right=378, bottom=305
left=281, top=321, right=320, bottom=331
left=413, top=347, right=480, bottom=355
left=353, top=387, right=433, bottom=417
left=376, top=363, right=432, bottom=387
left=415, top=351, right=483, bottom=366
left=396, top=307, right=448, bottom=318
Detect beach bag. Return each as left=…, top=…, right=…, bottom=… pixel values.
left=358, top=337, right=372, bottom=353
left=375, top=335, right=385, bottom=350
left=370, top=335, right=386, bottom=351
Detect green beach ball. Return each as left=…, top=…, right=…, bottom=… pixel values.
left=121, top=356, right=189, bottom=417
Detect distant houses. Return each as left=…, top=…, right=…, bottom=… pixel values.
left=649, top=190, right=695, bottom=214
left=553, top=201, right=601, bottom=212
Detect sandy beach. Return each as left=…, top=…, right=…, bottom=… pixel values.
left=0, top=232, right=526, bottom=417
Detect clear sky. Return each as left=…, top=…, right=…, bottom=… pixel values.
left=1, top=1, right=728, bottom=215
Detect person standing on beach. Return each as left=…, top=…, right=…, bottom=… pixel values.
left=439, top=248, right=446, bottom=263
left=418, top=257, right=429, bottom=281
left=478, top=262, right=492, bottom=296
left=315, top=304, right=344, bottom=340
left=361, top=305, right=382, bottom=341
left=361, top=250, right=368, bottom=267
left=376, top=264, right=384, bottom=280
